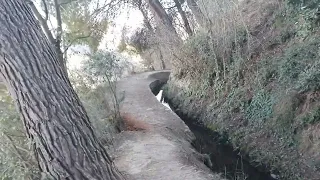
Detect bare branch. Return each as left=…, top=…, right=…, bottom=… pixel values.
left=63, top=32, right=93, bottom=54
left=89, top=0, right=124, bottom=20
left=53, top=0, right=63, bottom=43
left=41, top=0, right=49, bottom=21
left=164, top=5, right=177, bottom=9
left=59, top=0, right=77, bottom=6
left=27, top=1, right=56, bottom=45
left=90, top=0, right=117, bottom=17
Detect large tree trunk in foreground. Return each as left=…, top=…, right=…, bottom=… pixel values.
left=0, top=1, right=124, bottom=179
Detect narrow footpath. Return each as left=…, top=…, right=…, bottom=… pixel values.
left=112, top=71, right=223, bottom=180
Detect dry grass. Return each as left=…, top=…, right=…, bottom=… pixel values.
left=300, top=91, right=320, bottom=113
left=300, top=123, right=320, bottom=157
left=297, top=92, right=320, bottom=157
left=299, top=122, right=320, bottom=172
left=173, top=0, right=281, bottom=83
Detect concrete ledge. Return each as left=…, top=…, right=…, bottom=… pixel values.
left=113, top=71, right=224, bottom=180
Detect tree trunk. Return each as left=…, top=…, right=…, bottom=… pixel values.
left=0, top=1, right=124, bottom=179
left=186, top=0, right=206, bottom=27
left=53, top=0, right=68, bottom=74
left=137, top=3, right=154, bottom=31
left=148, top=0, right=177, bottom=34
left=173, top=0, right=193, bottom=36
left=159, top=49, right=166, bottom=70
left=55, top=41, right=68, bottom=75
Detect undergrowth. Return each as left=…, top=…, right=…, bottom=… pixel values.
left=167, top=0, right=320, bottom=179
left=0, top=85, right=39, bottom=179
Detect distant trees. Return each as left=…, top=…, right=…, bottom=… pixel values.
left=121, top=0, right=208, bottom=70
left=27, top=0, right=114, bottom=73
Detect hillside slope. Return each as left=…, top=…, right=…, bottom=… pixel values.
left=165, top=0, right=320, bottom=179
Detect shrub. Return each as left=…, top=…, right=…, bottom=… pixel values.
left=245, top=90, right=274, bottom=124
left=286, top=0, right=320, bottom=10
left=179, top=31, right=217, bottom=75
left=285, top=0, right=320, bottom=38
left=296, top=60, right=320, bottom=92
left=255, top=58, right=279, bottom=87
left=69, top=71, right=121, bottom=145
left=273, top=91, right=302, bottom=132
left=279, top=38, right=320, bottom=84
left=301, top=106, right=320, bottom=126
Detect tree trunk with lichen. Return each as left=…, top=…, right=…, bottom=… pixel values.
left=0, top=0, right=124, bottom=179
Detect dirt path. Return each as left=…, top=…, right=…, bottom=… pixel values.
left=112, top=71, right=224, bottom=180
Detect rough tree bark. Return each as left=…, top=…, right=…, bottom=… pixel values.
left=186, top=0, right=206, bottom=27
left=173, top=0, right=193, bottom=36
left=0, top=1, right=124, bottom=179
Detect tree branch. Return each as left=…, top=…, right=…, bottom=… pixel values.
left=53, top=0, right=63, bottom=43
left=164, top=5, right=177, bottom=10
left=41, top=0, right=49, bottom=21
left=63, top=33, right=92, bottom=54
left=58, top=0, right=77, bottom=6
left=27, top=0, right=56, bottom=45
left=90, top=0, right=117, bottom=18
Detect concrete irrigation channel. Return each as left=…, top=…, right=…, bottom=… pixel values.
left=112, top=71, right=277, bottom=180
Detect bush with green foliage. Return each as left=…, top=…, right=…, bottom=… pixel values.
left=245, top=90, right=274, bottom=124
left=296, top=59, right=320, bottom=92
left=81, top=50, right=131, bottom=129
left=279, top=39, right=320, bottom=83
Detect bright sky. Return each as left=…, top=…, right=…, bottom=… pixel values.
left=68, top=8, right=144, bottom=70
left=101, top=9, right=144, bottom=50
